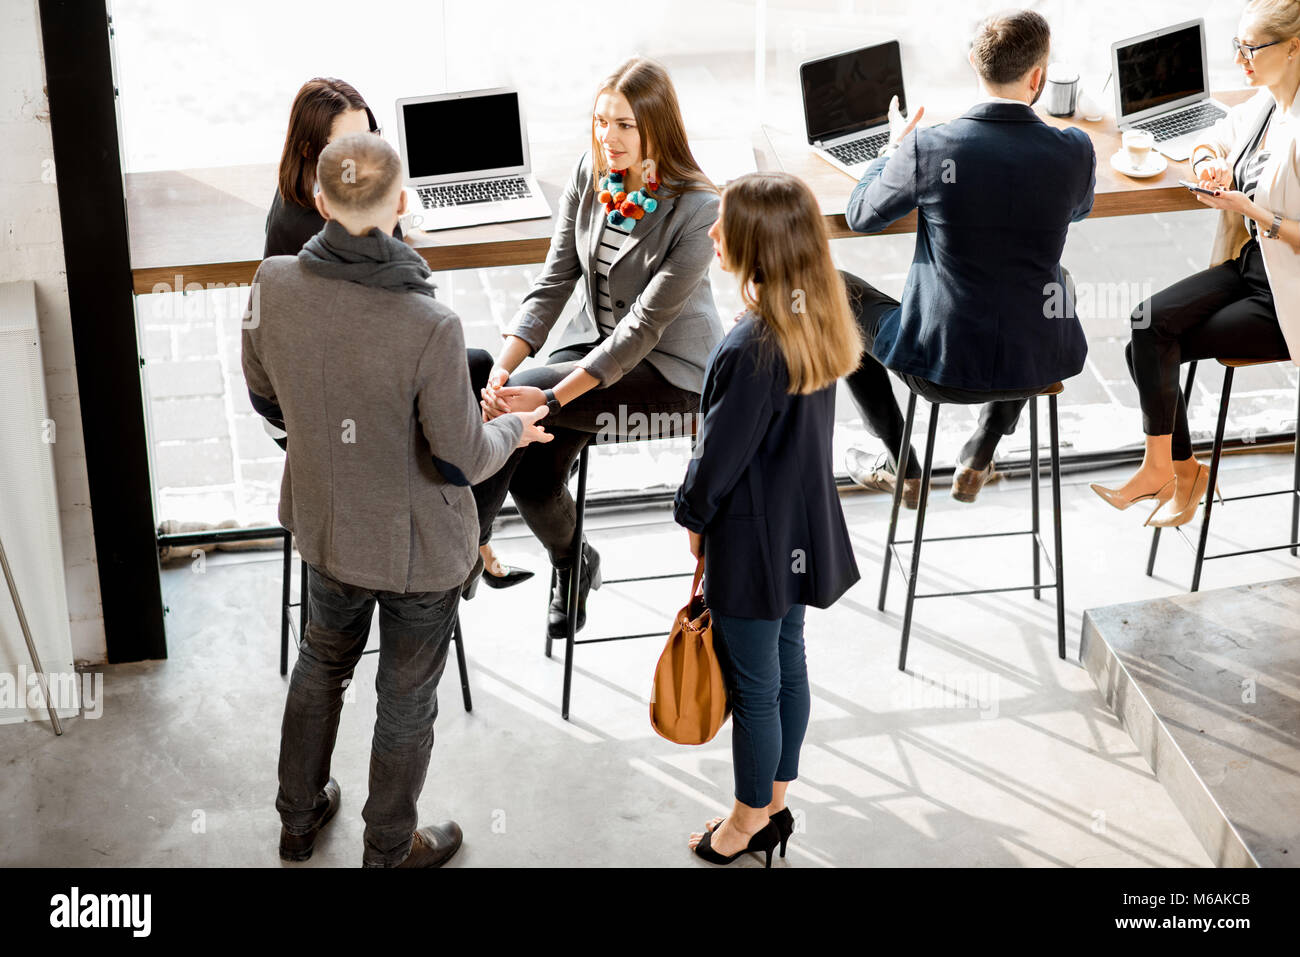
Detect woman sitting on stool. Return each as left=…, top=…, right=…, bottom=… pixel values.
left=1092, top=0, right=1300, bottom=527
left=477, top=57, right=723, bottom=636
left=266, top=77, right=531, bottom=588
left=675, top=172, right=862, bottom=867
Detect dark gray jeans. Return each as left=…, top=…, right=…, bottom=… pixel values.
left=276, top=563, right=460, bottom=867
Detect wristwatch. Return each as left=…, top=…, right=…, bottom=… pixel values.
left=542, top=388, right=563, bottom=418
left=1266, top=212, right=1284, bottom=240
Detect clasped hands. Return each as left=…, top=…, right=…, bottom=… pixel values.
left=480, top=366, right=547, bottom=422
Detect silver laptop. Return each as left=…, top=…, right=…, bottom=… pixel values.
left=395, top=87, right=551, bottom=231
left=1111, top=19, right=1229, bottom=162
left=801, top=41, right=908, bottom=179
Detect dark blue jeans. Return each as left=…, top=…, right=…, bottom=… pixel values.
left=712, top=604, right=810, bottom=809
left=276, top=563, right=460, bottom=867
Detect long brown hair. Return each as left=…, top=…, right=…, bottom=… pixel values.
left=276, top=78, right=376, bottom=208
left=589, top=58, right=715, bottom=198
left=719, top=172, right=863, bottom=395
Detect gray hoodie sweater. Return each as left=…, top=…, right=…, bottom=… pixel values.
left=242, top=254, right=522, bottom=593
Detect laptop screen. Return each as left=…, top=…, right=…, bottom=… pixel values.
left=1116, top=23, right=1206, bottom=118
left=802, top=41, right=905, bottom=143
left=401, top=91, right=525, bottom=178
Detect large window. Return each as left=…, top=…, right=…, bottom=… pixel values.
left=115, top=0, right=1295, bottom=527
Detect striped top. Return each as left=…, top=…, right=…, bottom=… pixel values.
left=593, top=219, right=633, bottom=333
left=1235, top=104, right=1275, bottom=242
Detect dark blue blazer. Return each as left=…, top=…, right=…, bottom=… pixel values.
left=845, top=101, right=1096, bottom=392
left=673, top=315, right=860, bottom=620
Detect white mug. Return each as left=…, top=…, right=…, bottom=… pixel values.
left=1121, top=129, right=1155, bottom=169
left=398, top=210, right=424, bottom=234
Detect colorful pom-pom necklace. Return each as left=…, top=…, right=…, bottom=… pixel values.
left=596, top=167, right=659, bottom=230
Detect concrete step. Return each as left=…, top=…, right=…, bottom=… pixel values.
left=1081, top=576, right=1300, bottom=867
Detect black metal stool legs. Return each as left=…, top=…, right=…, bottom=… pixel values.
left=452, top=613, right=472, bottom=712
left=881, top=390, right=1067, bottom=668
left=879, top=391, right=918, bottom=611
left=898, top=403, right=940, bottom=672
left=1030, top=395, right=1041, bottom=600
left=1049, top=393, right=1066, bottom=659
left=280, top=532, right=292, bottom=676
left=559, top=443, right=590, bottom=721
left=1191, top=365, right=1234, bottom=592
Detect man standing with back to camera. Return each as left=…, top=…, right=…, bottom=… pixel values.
left=243, top=132, right=551, bottom=867
left=840, top=9, right=1096, bottom=505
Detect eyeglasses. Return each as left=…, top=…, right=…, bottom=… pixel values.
left=1232, top=36, right=1285, bottom=61
left=369, top=126, right=383, bottom=137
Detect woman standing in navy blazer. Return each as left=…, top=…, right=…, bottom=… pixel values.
left=674, top=172, right=863, bottom=867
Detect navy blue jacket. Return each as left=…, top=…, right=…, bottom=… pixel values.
left=673, top=314, right=860, bottom=620
left=845, top=101, right=1096, bottom=392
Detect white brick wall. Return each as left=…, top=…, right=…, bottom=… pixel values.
left=1, top=0, right=107, bottom=664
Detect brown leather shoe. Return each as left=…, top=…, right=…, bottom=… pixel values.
left=394, top=821, right=464, bottom=868
left=951, top=460, right=998, bottom=504
left=279, top=777, right=341, bottom=862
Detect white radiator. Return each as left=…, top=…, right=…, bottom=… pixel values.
left=0, top=281, right=78, bottom=724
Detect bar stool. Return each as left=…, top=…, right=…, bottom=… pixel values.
left=545, top=422, right=698, bottom=720
left=279, top=533, right=473, bottom=712
left=1146, top=357, right=1300, bottom=591
left=879, top=383, right=1067, bottom=669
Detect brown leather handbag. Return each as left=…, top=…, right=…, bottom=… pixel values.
left=650, top=557, right=730, bottom=745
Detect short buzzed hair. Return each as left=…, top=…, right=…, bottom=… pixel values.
left=971, top=10, right=1051, bottom=85
left=316, top=132, right=402, bottom=215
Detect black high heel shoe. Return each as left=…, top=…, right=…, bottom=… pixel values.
left=693, top=820, right=781, bottom=868
left=707, top=806, right=795, bottom=857
left=481, top=562, right=534, bottom=589
left=769, top=807, right=794, bottom=858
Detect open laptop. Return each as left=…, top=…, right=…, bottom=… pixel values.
left=801, top=40, right=907, bottom=179
left=395, top=87, right=551, bottom=231
left=1111, top=19, right=1229, bottom=162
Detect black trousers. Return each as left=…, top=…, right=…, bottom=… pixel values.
left=470, top=344, right=699, bottom=565
left=839, top=271, right=1038, bottom=472
left=1127, top=239, right=1285, bottom=460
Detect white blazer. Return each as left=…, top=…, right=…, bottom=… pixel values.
left=1195, top=89, right=1300, bottom=363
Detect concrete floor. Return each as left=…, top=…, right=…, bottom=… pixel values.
left=6, top=453, right=1300, bottom=867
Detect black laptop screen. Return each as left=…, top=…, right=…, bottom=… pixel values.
left=402, top=92, right=525, bottom=178
left=801, top=42, right=905, bottom=143
left=1117, top=24, right=1206, bottom=118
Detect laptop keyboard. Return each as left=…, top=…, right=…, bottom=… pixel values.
left=416, top=176, right=532, bottom=209
left=826, top=130, right=892, bottom=166
left=1132, top=102, right=1226, bottom=143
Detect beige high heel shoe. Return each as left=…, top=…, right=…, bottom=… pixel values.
left=1089, top=477, right=1175, bottom=513
left=1145, top=464, right=1223, bottom=528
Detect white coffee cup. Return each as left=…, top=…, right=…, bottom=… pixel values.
left=1122, top=129, right=1155, bottom=169
left=398, top=210, right=424, bottom=234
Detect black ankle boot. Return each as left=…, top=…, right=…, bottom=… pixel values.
left=547, top=542, right=601, bottom=639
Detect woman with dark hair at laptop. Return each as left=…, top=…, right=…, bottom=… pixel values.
left=265, top=77, right=534, bottom=589
left=472, top=57, right=724, bottom=637
left=1092, top=0, right=1300, bottom=529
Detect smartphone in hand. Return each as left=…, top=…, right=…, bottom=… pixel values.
left=1178, top=179, right=1220, bottom=196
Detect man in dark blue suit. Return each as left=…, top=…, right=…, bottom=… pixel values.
left=840, top=9, right=1095, bottom=504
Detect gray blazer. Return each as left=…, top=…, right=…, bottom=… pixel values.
left=507, top=152, right=724, bottom=392
left=242, top=256, right=522, bottom=594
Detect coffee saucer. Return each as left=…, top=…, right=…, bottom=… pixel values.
left=1110, top=150, right=1168, bottom=179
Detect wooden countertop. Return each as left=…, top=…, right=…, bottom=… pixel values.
left=127, top=91, right=1252, bottom=294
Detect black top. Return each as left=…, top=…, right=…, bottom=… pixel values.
left=1235, top=103, right=1276, bottom=243
left=263, top=190, right=403, bottom=258
left=673, top=313, right=860, bottom=619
